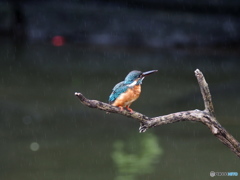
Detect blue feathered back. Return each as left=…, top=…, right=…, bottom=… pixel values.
left=109, top=81, right=128, bottom=104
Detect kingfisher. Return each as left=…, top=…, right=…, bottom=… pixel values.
left=109, top=70, right=158, bottom=112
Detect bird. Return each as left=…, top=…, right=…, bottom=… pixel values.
left=109, top=70, right=158, bottom=112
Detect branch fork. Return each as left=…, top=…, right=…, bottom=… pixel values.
left=75, top=69, right=240, bottom=158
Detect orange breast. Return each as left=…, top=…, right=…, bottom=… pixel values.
left=112, top=85, right=141, bottom=107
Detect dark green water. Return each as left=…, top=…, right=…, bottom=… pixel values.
left=0, top=40, right=239, bottom=180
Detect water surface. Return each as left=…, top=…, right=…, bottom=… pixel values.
left=0, top=40, right=239, bottom=180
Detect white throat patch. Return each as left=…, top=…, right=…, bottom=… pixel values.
left=127, top=77, right=144, bottom=87
left=127, top=80, right=137, bottom=87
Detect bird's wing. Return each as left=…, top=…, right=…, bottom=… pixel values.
left=109, top=81, right=128, bottom=104
left=112, top=81, right=124, bottom=91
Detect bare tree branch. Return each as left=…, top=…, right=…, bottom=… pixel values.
left=75, top=69, right=240, bottom=158
left=195, top=69, right=215, bottom=118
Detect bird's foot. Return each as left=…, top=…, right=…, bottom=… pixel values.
left=126, top=106, right=133, bottom=113
left=118, top=106, right=124, bottom=111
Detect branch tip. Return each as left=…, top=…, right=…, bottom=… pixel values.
left=194, top=69, right=203, bottom=77
left=75, top=92, right=80, bottom=96
left=195, top=68, right=200, bottom=73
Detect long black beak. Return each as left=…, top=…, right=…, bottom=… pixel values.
left=141, top=70, right=158, bottom=77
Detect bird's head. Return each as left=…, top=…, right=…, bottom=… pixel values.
left=124, top=70, right=158, bottom=86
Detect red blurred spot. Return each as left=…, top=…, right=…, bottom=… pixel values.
left=52, top=36, right=65, bottom=46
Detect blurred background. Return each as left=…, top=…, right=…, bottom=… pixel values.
left=0, top=0, right=239, bottom=180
